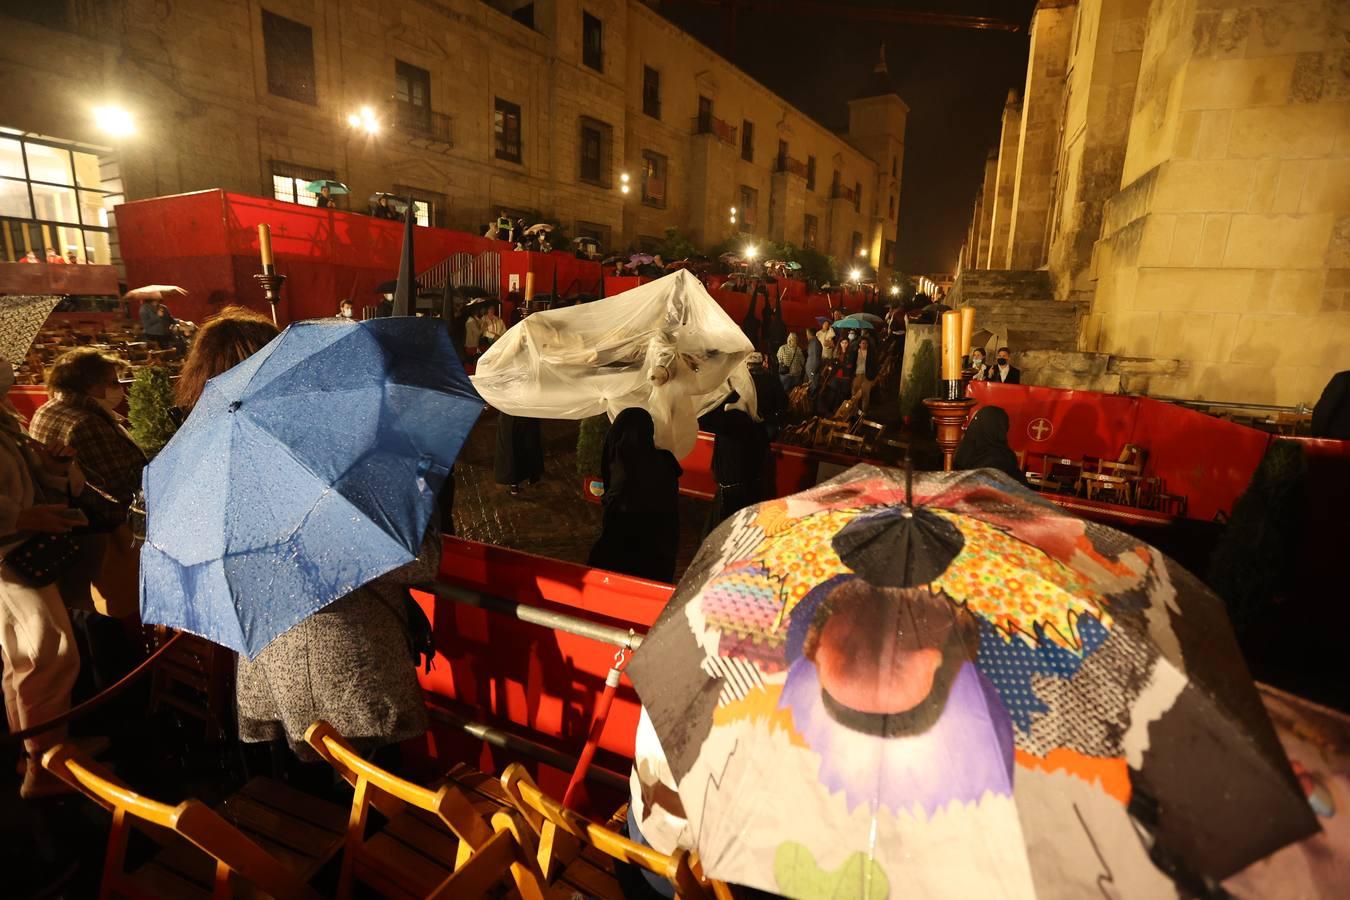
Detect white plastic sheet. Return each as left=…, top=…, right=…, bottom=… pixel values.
left=471, top=270, right=756, bottom=458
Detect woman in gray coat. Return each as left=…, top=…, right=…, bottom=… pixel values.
left=235, top=524, right=441, bottom=763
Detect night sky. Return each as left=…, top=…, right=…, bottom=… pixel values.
left=653, top=0, right=1040, bottom=275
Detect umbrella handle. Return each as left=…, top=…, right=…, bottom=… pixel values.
left=562, top=647, right=629, bottom=810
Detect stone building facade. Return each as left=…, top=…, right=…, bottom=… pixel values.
left=0, top=0, right=904, bottom=279
left=959, top=0, right=1348, bottom=407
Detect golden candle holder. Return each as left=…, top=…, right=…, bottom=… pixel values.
left=253, top=271, right=286, bottom=326
left=923, top=396, right=977, bottom=472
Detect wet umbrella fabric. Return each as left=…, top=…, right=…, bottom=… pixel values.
left=627, top=464, right=1315, bottom=898
left=139, top=317, right=482, bottom=659
left=0, top=295, right=59, bottom=363
left=305, top=179, right=349, bottom=195
left=832, top=316, right=876, bottom=331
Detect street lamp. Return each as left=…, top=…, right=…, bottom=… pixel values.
left=849, top=268, right=861, bottom=282
left=93, top=105, right=134, bottom=138
left=889, top=285, right=900, bottom=297
left=620, top=172, right=631, bottom=195
left=729, top=205, right=737, bottom=226
left=858, top=248, right=868, bottom=258
left=347, top=107, right=379, bottom=134
left=745, top=244, right=758, bottom=260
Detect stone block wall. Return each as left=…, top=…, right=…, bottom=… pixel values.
left=1090, top=0, right=1350, bottom=406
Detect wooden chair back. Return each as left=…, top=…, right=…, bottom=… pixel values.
left=1116, top=443, right=1143, bottom=467
left=41, top=743, right=318, bottom=900
left=304, top=721, right=544, bottom=900
left=500, top=763, right=714, bottom=899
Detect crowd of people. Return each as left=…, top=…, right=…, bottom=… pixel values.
left=16, top=248, right=85, bottom=265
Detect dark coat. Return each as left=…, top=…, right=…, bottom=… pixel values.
left=989, top=364, right=1021, bottom=384
left=700, top=406, right=772, bottom=535
left=494, top=413, right=544, bottom=485
left=587, top=408, right=683, bottom=583
left=1312, top=371, right=1350, bottom=440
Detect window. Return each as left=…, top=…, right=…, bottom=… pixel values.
left=393, top=184, right=448, bottom=228
left=494, top=98, right=522, bottom=163
left=511, top=3, right=535, bottom=28
left=697, top=96, right=713, bottom=133
left=394, top=60, right=432, bottom=131
left=642, top=66, right=661, bottom=119
left=854, top=181, right=862, bottom=213
left=850, top=231, right=863, bottom=258
left=262, top=10, right=316, bottom=104
left=806, top=155, right=816, bottom=191
left=891, top=156, right=898, bottom=178
left=885, top=239, right=897, bottom=267
left=888, top=195, right=895, bottom=219
left=739, top=185, right=758, bottom=232
left=803, top=214, right=818, bottom=250
left=270, top=160, right=336, bottom=207
left=776, top=140, right=787, bottom=171
left=641, top=150, right=667, bottom=207
left=741, top=120, right=754, bottom=162
left=831, top=169, right=841, bottom=197
left=0, top=135, right=121, bottom=264
left=582, top=12, right=603, bottom=71
left=578, top=117, right=612, bottom=187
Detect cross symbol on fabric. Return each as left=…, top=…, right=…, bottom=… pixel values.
left=1028, top=418, right=1052, bottom=441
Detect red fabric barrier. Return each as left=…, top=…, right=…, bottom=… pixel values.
left=116, top=191, right=600, bottom=326
left=602, top=275, right=645, bottom=297
left=968, top=382, right=1273, bottom=522
left=678, top=431, right=886, bottom=500
left=0, top=262, right=120, bottom=296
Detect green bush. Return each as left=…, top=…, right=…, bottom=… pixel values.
left=576, top=414, right=610, bottom=477
left=127, top=366, right=178, bottom=456
left=900, top=339, right=938, bottom=419
left=655, top=227, right=701, bottom=262
left=1207, top=440, right=1307, bottom=630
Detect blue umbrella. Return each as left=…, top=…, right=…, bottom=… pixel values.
left=140, top=317, right=482, bottom=658
left=833, top=316, right=876, bottom=330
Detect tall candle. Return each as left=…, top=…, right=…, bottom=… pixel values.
left=524, top=271, right=535, bottom=301
left=959, top=307, right=975, bottom=360
left=941, top=310, right=962, bottom=380
left=258, top=224, right=274, bottom=269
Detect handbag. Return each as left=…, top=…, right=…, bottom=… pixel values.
left=4, top=530, right=82, bottom=587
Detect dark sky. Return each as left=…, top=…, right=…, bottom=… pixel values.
left=653, top=0, right=1039, bottom=274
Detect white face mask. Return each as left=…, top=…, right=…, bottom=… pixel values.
left=341, top=309, right=353, bottom=318
left=97, top=385, right=125, bottom=411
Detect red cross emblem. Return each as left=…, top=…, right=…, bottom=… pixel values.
left=1027, top=418, right=1053, bottom=441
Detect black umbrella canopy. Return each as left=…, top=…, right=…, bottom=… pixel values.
left=831, top=506, right=965, bottom=588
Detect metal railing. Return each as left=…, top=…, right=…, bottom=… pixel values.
left=690, top=115, right=738, bottom=145
left=420, top=580, right=643, bottom=652
left=396, top=104, right=453, bottom=145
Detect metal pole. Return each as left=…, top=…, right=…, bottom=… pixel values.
left=419, top=581, right=643, bottom=652
left=426, top=701, right=628, bottom=792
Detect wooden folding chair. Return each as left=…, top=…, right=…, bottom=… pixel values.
left=42, top=744, right=334, bottom=900
left=500, top=762, right=716, bottom=900
left=304, top=721, right=545, bottom=900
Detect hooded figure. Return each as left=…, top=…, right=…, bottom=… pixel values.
left=764, top=298, right=788, bottom=365
left=700, top=399, right=772, bottom=537
left=953, top=406, right=1026, bottom=485
left=587, top=408, right=683, bottom=583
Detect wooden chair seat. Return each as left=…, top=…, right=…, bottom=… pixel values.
left=41, top=747, right=342, bottom=899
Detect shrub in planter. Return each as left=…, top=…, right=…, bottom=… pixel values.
left=576, top=414, right=610, bottom=502
left=128, top=366, right=178, bottom=457
left=900, top=338, right=938, bottom=421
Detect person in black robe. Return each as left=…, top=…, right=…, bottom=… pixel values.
left=700, top=402, right=772, bottom=537
left=763, top=297, right=788, bottom=369
left=494, top=412, right=544, bottom=494
left=953, top=406, right=1027, bottom=486
left=741, top=293, right=762, bottom=352
left=1311, top=370, right=1350, bottom=439
left=747, top=355, right=788, bottom=440
left=587, top=408, right=683, bottom=583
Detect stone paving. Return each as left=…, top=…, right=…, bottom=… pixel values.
left=449, top=413, right=710, bottom=581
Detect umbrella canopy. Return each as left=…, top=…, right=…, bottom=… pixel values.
left=0, top=295, right=59, bottom=363
left=123, top=285, right=188, bottom=302
left=471, top=270, right=754, bottom=458
left=305, top=179, right=349, bottom=195
left=140, top=317, right=482, bottom=658
left=832, top=316, right=876, bottom=331
left=628, top=464, right=1315, bottom=898
left=852, top=312, right=885, bottom=326
left=524, top=223, right=554, bottom=235
left=368, top=192, right=409, bottom=210
left=630, top=253, right=656, bottom=266
left=373, top=280, right=397, bottom=295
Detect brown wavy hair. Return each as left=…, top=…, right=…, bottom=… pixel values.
left=175, top=306, right=279, bottom=411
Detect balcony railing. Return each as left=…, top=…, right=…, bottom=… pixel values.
left=831, top=184, right=857, bottom=203
left=396, top=103, right=453, bottom=145
left=775, top=156, right=809, bottom=178
left=691, top=115, right=738, bottom=146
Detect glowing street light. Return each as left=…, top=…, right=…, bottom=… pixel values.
left=745, top=244, right=758, bottom=259
left=347, top=107, right=379, bottom=134
left=93, top=105, right=134, bottom=138
left=858, top=248, right=868, bottom=257
left=849, top=268, right=862, bottom=282
left=889, top=285, right=900, bottom=296
left=620, top=172, right=631, bottom=194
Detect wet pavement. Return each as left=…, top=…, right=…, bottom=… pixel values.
left=449, top=413, right=710, bottom=581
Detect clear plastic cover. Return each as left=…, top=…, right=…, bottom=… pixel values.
left=471, top=270, right=757, bottom=458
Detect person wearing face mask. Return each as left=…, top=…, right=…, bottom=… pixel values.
left=30, top=349, right=146, bottom=528
left=337, top=299, right=355, bottom=319
left=969, top=348, right=989, bottom=381
left=989, top=347, right=1021, bottom=384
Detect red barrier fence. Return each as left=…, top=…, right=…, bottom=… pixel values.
left=968, top=382, right=1275, bottom=522
left=115, top=190, right=602, bottom=326
left=0, top=262, right=120, bottom=297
